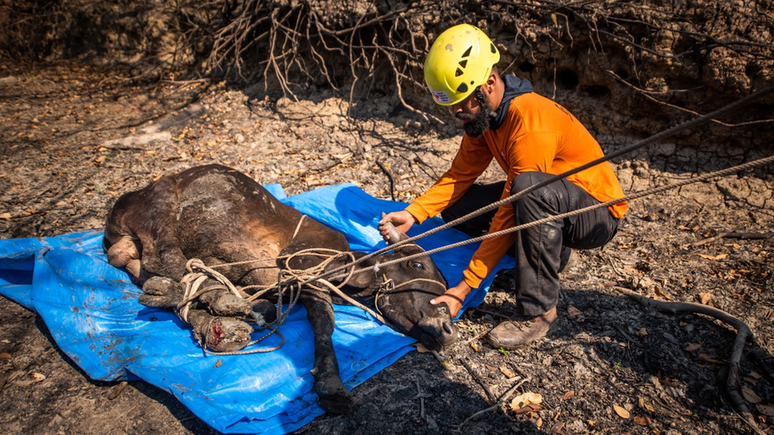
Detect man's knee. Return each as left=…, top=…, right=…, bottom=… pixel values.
left=510, top=171, right=555, bottom=195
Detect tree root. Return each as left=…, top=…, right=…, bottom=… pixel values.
left=685, top=231, right=774, bottom=248
left=615, top=286, right=767, bottom=435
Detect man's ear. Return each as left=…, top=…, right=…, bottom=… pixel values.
left=485, top=71, right=497, bottom=91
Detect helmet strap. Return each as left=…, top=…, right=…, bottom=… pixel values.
left=474, top=86, right=497, bottom=119
left=474, top=87, right=485, bottom=103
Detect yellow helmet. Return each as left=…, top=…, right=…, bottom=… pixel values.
left=424, top=24, right=501, bottom=106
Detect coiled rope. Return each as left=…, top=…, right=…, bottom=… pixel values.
left=176, top=243, right=397, bottom=354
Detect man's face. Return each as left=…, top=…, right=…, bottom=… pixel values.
left=450, top=90, right=492, bottom=138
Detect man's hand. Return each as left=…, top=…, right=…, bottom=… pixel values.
left=430, top=280, right=472, bottom=318
left=378, top=211, right=417, bottom=243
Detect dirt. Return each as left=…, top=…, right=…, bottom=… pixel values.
left=1, top=2, right=774, bottom=433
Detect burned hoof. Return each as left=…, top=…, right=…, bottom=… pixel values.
left=314, top=377, right=353, bottom=414
left=199, top=290, right=252, bottom=317
left=250, top=299, right=277, bottom=326
left=188, top=310, right=253, bottom=352
left=139, top=276, right=183, bottom=308
left=205, top=317, right=253, bottom=352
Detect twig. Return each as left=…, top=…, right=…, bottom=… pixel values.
left=107, top=381, right=129, bottom=400
left=430, top=349, right=448, bottom=369
left=455, top=377, right=529, bottom=432
left=413, top=378, right=432, bottom=419
left=375, top=159, right=396, bottom=201
left=460, top=358, right=497, bottom=405
left=606, top=70, right=774, bottom=128
left=686, top=231, right=774, bottom=247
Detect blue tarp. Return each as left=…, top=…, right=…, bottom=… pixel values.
left=0, top=183, right=514, bottom=434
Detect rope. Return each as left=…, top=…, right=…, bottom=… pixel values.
left=363, top=153, right=774, bottom=271
left=176, top=245, right=396, bottom=353
left=373, top=277, right=448, bottom=321
left=170, top=88, right=774, bottom=354
left=283, top=86, right=774, bottom=287
left=368, top=85, right=774, bottom=257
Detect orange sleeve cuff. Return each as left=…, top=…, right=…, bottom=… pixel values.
left=404, top=203, right=431, bottom=225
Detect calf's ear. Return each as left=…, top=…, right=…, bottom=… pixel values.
left=324, top=252, right=376, bottom=290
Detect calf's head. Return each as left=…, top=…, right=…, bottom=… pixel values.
left=335, top=240, right=457, bottom=352
left=374, top=243, right=457, bottom=351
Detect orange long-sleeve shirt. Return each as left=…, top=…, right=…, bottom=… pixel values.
left=405, top=92, right=628, bottom=288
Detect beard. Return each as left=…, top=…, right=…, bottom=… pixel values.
left=457, top=92, right=494, bottom=138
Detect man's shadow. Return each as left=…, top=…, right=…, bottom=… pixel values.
left=469, top=273, right=773, bottom=434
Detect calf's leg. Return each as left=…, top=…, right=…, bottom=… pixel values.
left=140, top=276, right=184, bottom=308
left=301, top=290, right=353, bottom=414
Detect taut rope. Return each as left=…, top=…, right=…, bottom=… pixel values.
left=363, top=153, right=774, bottom=271
left=288, top=87, right=774, bottom=286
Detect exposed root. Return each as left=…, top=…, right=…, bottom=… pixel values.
left=615, top=286, right=766, bottom=434
left=4, top=1, right=773, bottom=125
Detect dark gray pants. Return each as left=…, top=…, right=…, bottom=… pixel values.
left=440, top=172, right=620, bottom=317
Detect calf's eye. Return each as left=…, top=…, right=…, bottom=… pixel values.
left=410, top=261, right=424, bottom=270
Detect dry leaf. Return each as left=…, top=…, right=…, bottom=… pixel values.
left=756, top=403, right=774, bottom=417
left=699, top=253, right=728, bottom=261
left=636, top=327, right=648, bottom=337
left=413, top=343, right=430, bottom=353
left=638, top=396, right=656, bottom=412
left=510, top=392, right=543, bottom=412
left=654, top=287, right=671, bottom=300
left=535, top=417, right=543, bottom=429
left=470, top=341, right=480, bottom=352
left=613, top=404, right=630, bottom=419
left=633, top=416, right=651, bottom=426
left=332, top=152, right=352, bottom=161
left=30, top=372, right=46, bottom=382
left=685, top=343, right=702, bottom=353
left=0, top=212, right=11, bottom=220
left=563, top=390, right=575, bottom=400
left=513, top=404, right=543, bottom=414
left=698, top=292, right=714, bottom=306
left=741, top=386, right=763, bottom=404
left=698, top=353, right=725, bottom=364
left=567, top=305, right=584, bottom=321
left=499, top=365, right=516, bottom=378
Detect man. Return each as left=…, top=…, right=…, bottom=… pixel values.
left=379, top=24, right=627, bottom=349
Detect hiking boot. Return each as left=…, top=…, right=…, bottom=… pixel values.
left=558, top=246, right=577, bottom=274
left=485, top=307, right=558, bottom=349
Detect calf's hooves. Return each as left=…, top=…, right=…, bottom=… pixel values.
left=198, top=317, right=253, bottom=352
left=314, top=378, right=353, bottom=414
left=139, top=276, right=183, bottom=308
left=250, top=299, right=278, bottom=325
left=201, top=291, right=253, bottom=317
